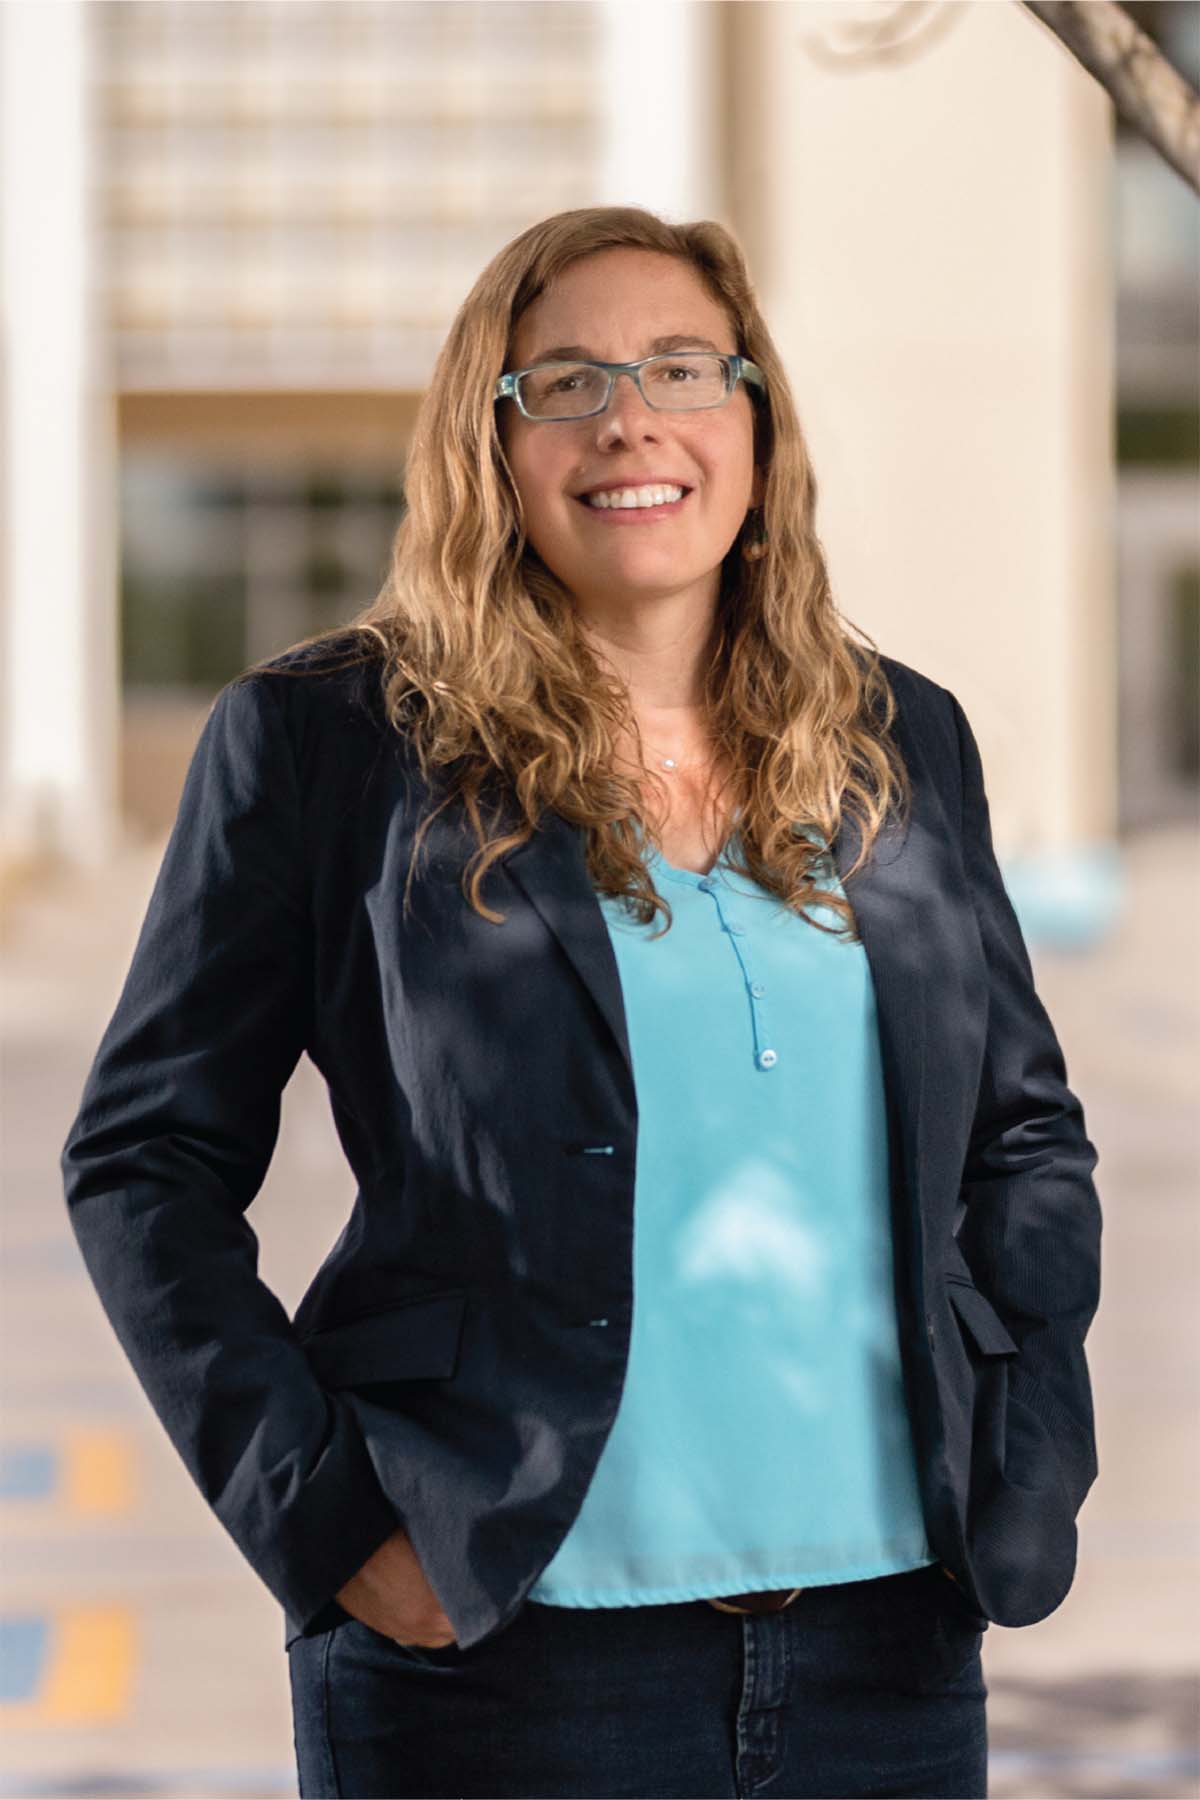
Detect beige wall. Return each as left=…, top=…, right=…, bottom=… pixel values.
left=730, top=0, right=1117, bottom=858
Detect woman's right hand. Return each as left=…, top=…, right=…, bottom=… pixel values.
left=335, top=1527, right=457, bottom=1647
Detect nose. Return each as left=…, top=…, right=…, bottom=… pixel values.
left=594, top=370, right=662, bottom=444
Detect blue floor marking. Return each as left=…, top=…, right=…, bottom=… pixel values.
left=0, top=1446, right=57, bottom=1501
left=0, top=1615, right=49, bottom=1702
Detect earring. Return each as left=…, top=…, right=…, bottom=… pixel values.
left=741, top=507, right=769, bottom=562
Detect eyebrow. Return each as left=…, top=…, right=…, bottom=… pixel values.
left=525, top=333, right=726, bottom=365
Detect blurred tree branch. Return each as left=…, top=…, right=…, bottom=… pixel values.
left=1020, top=1, right=1199, bottom=193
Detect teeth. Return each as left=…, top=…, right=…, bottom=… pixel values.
left=586, top=484, right=685, bottom=509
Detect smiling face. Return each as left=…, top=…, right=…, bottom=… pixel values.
left=498, top=247, right=764, bottom=626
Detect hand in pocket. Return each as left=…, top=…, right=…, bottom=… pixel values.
left=336, top=1527, right=457, bottom=1647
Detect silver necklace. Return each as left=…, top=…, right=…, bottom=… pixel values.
left=651, top=751, right=706, bottom=773
left=639, top=737, right=713, bottom=774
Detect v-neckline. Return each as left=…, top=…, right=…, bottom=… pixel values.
left=643, top=826, right=740, bottom=887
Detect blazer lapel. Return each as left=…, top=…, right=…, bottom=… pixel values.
left=503, top=807, right=928, bottom=1237
left=503, top=813, right=635, bottom=1083
left=832, top=806, right=928, bottom=1239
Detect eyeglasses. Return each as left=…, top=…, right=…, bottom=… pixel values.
left=494, top=352, right=766, bottom=422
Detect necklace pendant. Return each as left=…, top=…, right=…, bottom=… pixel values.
left=661, top=756, right=677, bottom=771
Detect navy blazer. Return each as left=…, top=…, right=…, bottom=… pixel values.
left=61, top=640, right=1102, bottom=1652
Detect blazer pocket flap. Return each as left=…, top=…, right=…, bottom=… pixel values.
left=301, top=1290, right=468, bottom=1389
left=946, top=1280, right=1019, bottom=1358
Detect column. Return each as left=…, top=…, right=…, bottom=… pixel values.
left=0, top=1, right=120, bottom=870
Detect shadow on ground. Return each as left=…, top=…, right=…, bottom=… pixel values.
left=989, top=1667, right=1200, bottom=1798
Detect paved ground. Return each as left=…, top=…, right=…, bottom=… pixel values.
left=1, top=820, right=1197, bottom=1800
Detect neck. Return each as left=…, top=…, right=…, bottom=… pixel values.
left=575, top=594, right=721, bottom=716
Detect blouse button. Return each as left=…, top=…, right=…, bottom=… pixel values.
left=697, top=878, right=714, bottom=893
left=750, top=982, right=766, bottom=998
left=757, top=1049, right=778, bottom=1069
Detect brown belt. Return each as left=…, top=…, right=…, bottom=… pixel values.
left=706, top=1566, right=963, bottom=1615
left=706, top=1586, right=805, bottom=1614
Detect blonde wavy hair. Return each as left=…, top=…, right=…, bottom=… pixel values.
left=253, top=204, right=911, bottom=940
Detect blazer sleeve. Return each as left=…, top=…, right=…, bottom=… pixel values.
left=947, top=688, right=1102, bottom=1517
left=60, top=673, right=400, bottom=1631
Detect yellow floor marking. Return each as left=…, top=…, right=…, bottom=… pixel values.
left=63, top=1430, right=135, bottom=1515
left=2, top=1608, right=134, bottom=1725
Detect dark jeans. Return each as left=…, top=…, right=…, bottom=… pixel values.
left=287, top=1560, right=989, bottom=1798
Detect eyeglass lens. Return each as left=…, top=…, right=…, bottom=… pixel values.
left=519, top=353, right=729, bottom=419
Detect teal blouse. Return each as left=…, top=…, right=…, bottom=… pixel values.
left=528, top=826, right=936, bottom=1607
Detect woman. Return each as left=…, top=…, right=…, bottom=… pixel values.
left=61, top=206, right=1102, bottom=1799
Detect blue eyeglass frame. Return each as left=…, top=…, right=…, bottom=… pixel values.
left=493, top=352, right=767, bottom=420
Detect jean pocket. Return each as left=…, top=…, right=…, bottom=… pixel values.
left=391, top=1638, right=461, bottom=1663
left=859, top=1571, right=985, bottom=1697
left=879, top=1607, right=984, bottom=1697
left=939, top=1580, right=991, bottom=1635
left=348, top=1619, right=462, bottom=1668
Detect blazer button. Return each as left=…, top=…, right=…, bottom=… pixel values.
left=927, top=1315, right=936, bottom=1348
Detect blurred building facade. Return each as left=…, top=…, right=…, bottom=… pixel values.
left=1, top=0, right=1196, bottom=930
left=1114, top=3, right=1199, bottom=832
